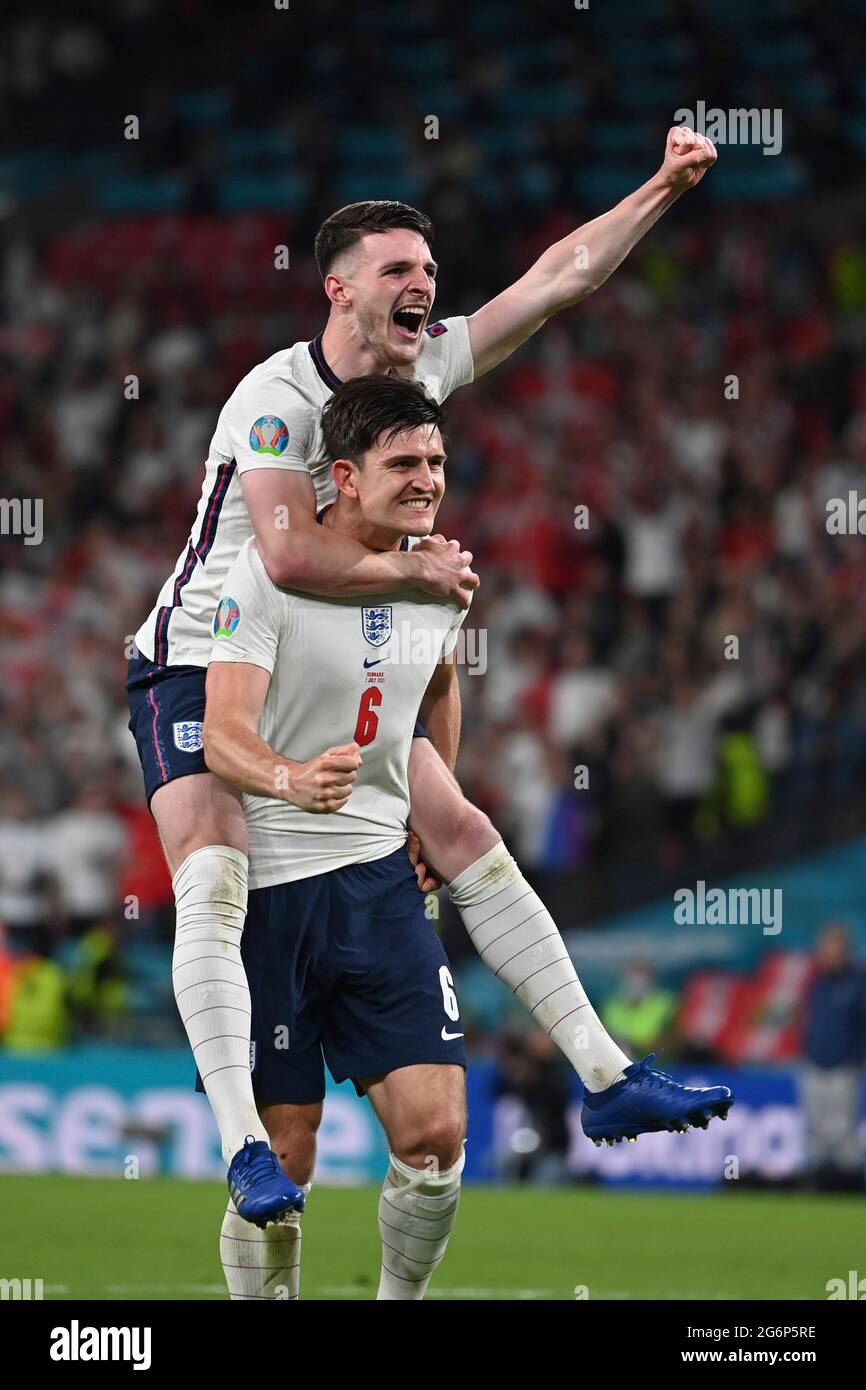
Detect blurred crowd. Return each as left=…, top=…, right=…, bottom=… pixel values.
left=2, top=0, right=866, bottom=1061
left=5, top=206, right=866, bottom=953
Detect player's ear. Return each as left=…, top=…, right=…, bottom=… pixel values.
left=323, top=272, right=351, bottom=308
left=331, top=458, right=359, bottom=499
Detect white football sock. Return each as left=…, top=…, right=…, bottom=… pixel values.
left=220, top=1197, right=303, bottom=1300
left=448, top=843, right=631, bottom=1092
left=172, top=845, right=268, bottom=1163
left=377, top=1150, right=463, bottom=1301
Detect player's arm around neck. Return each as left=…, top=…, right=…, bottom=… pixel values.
left=203, top=662, right=361, bottom=812
left=418, top=648, right=461, bottom=773
left=241, top=468, right=476, bottom=605
left=467, top=125, right=718, bottom=378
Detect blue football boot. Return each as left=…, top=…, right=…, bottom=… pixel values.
left=227, top=1136, right=306, bottom=1227
left=581, top=1053, right=734, bottom=1146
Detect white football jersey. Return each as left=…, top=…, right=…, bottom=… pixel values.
left=134, top=319, right=473, bottom=667
left=209, top=539, right=468, bottom=888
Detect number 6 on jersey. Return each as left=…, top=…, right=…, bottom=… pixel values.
left=354, top=686, right=382, bottom=747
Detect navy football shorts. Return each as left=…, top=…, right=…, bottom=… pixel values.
left=232, top=846, right=466, bottom=1104
left=126, top=653, right=208, bottom=807
left=127, top=653, right=430, bottom=807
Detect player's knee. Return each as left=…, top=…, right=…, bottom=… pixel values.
left=270, top=1130, right=316, bottom=1187
left=264, top=1107, right=321, bottom=1186
left=454, top=799, right=498, bottom=862
left=172, top=845, right=248, bottom=926
left=394, top=1113, right=466, bottom=1172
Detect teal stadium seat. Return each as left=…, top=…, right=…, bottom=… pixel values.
left=617, top=76, right=691, bottom=112
left=607, top=36, right=694, bottom=71
left=467, top=3, right=521, bottom=37
left=391, top=41, right=453, bottom=77
left=702, top=0, right=791, bottom=27
left=223, top=129, right=299, bottom=160
left=494, top=84, right=585, bottom=121
left=517, top=163, right=557, bottom=204
left=175, top=88, right=234, bottom=128
left=593, top=121, right=657, bottom=157
left=95, top=174, right=188, bottom=213
left=748, top=35, right=816, bottom=72
left=574, top=163, right=654, bottom=204
left=334, top=169, right=426, bottom=206
left=588, top=0, right=668, bottom=28
left=341, top=128, right=409, bottom=162
left=217, top=171, right=310, bottom=212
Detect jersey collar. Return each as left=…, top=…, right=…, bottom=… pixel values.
left=309, top=335, right=402, bottom=392
left=309, top=333, right=342, bottom=392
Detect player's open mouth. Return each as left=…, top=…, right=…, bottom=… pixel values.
left=400, top=497, right=432, bottom=510
left=392, top=305, right=427, bottom=340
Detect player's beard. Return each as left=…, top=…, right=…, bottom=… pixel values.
left=356, top=299, right=416, bottom=374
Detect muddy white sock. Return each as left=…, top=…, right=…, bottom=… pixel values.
left=219, top=1197, right=302, bottom=1300
left=172, top=845, right=267, bottom=1162
left=377, top=1150, right=463, bottom=1301
left=448, top=843, right=630, bottom=1092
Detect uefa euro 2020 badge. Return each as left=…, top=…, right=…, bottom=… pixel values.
left=249, top=416, right=289, bottom=456
left=362, top=605, right=392, bottom=647
left=213, top=596, right=241, bottom=639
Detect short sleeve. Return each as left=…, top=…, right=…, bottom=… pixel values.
left=227, top=378, right=316, bottom=478
left=209, top=540, right=285, bottom=674
left=417, top=316, right=475, bottom=403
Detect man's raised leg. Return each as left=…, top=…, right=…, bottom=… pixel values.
left=407, top=738, right=631, bottom=1092
left=362, top=1064, right=466, bottom=1302
left=407, top=742, right=735, bottom=1142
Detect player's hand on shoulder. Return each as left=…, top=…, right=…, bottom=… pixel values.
left=411, top=535, right=479, bottom=609
left=660, top=125, right=717, bottom=191
left=283, top=741, right=362, bottom=813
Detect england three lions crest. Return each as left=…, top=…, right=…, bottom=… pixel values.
left=173, top=720, right=204, bottom=753
left=362, top=605, right=392, bottom=648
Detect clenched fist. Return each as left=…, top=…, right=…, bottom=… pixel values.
left=660, top=125, right=717, bottom=192
left=282, top=741, right=362, bottom=814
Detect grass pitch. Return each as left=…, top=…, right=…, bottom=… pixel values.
left=1, top=1175, right=858, bottom=1301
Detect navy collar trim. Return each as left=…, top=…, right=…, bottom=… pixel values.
left=309, top=333, right=342, bottom=391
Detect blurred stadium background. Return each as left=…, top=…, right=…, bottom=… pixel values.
left=2, top=0, right=866, bottom=1297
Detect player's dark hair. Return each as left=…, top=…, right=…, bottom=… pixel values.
left=321, top=376, right=445, bottom=466
left=314, top=201, right=435, bottom=278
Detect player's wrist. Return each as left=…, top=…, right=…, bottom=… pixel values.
left=400, top=548, right=428, bottom=588
left=652, top=164, right=688, bottom=198
left=274, top=759, right=304, bottom=805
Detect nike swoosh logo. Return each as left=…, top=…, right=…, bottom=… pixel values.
left=441, top=1027, right=464, bottom=1041
left=363, top=655, right=389, bottom=668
